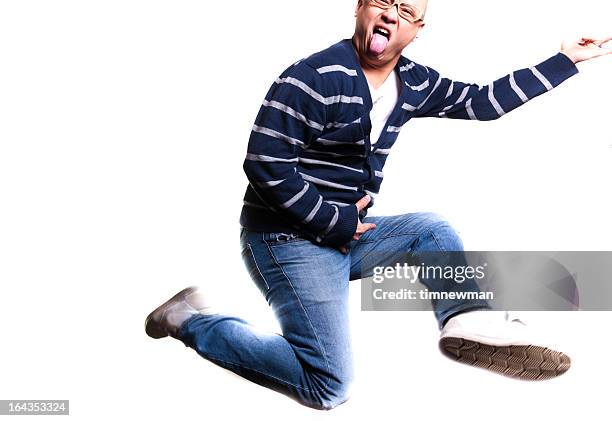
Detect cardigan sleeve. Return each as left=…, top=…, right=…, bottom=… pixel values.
left=415, top=52, right=579, bottom=121
left=242, top=61, right=359, bottom=248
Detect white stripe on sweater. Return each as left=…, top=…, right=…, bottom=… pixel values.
left=254, top=179, right=285, bottom=187
left=275, top=76, right=363, bottom=105
left=302, top=195, right=323, bottom=224
left=299, top=172, right=359, bottom=191
left=445, top=81, right=455, bottom=99
left=314, top=137, right=365, bottom=146
left=465, top=98, right=477, bottom=120
left=262, top=100, right=324, bottom=131
left=305, top=149, right=365, bottom=158
left=321, top=205, right=339, bottom=236
left=417, top=76, right=442, bottom=110
left=246, top=153, right=299, bottom=163
left=455, top=86, right=471, bottom=104
left=298, top=157, right=364, bottom=173
left=439, top=86, right=473, bottom=117
left=325, top=200, right=352, bottom=207
left=509, top=72, right=529, bottom=103
left=243, top=200, right=268, bottom=210
left=529, top=67, right=553, bottom=91
left=400, top=62, right=415, bottom=72
left=281, top=181, right=309, bottom=209
left=325, top=94, right=364, bottom=105
left=325, top=117, right=361, bottom=129
left=488, top=83, right=505, bottom=117
left=252, top=125, right=305, bottom=146
left=317, top=65, right=357, bottom=76
left=406, top=79, right=430, bottom=92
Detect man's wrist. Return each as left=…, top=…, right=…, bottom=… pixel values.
left=560, top=50, right=578, bottom=64
left=319, top=204, right=359, bottom=248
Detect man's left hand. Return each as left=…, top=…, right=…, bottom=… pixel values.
left=561, top=36, right=612, bottom=64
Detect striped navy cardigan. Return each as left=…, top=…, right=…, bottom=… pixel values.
left=239, top=38, right=578, bottom=248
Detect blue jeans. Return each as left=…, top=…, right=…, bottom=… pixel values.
left=178, top=212, right=490, bottom=410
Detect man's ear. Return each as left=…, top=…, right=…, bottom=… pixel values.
left=413, top=22, right=426, bottom=40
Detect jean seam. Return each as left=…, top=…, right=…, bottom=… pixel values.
left=357, top=232, right=420, bottom=244
left=245, top=243, right=270, bottom=291
left=264, top=239, right=333, bottom=394
left=426, top=222, right=451, bottom=252
left=270, top=239, right=311, bottom=247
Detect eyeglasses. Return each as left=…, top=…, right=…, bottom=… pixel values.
left=367, top=0, right=425, bottom=24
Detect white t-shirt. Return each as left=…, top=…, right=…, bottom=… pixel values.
left=367, top=70, right=400, bottom=145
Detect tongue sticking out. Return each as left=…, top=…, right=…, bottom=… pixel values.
left=369, top=33, right=389, bottom=55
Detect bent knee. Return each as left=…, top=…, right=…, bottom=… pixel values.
left=307, top=376, right=353, bottom=411
left=314, top=385, right=352, bottom=410
left=418, top=211, right=452, bottom=228
left=415, top=213, right=464, bottom=251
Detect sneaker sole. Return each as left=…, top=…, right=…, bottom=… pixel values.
left=439, top=337, right=571, bottom=380
left=145, top=286, right=198, bottom=339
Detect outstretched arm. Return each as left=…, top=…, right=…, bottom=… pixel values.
left=416, top=36, right=611, bottom=121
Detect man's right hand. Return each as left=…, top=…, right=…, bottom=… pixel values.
left=338, top=195, right=377, bottom=254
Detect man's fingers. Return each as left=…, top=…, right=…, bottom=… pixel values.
left=579, top=36, right=612, bottom=47
left=354, top=223, right=377, bottom=238
left=359, top=223, right=377, bottom=233
left=351, top=196, right=376, bottom=243
left=352, top=223, right=377, bottom=242
left=589, top=48, right=612, bottom=59
left=355, top=223, right=377, bottom=235
left=596, top=37, right=612, bottom=48
left=355, top=194, right=371, bottom=212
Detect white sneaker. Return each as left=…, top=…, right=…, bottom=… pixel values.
left=439, top=310, right=571, bottom=380
left=145, top=286, right=216, bottom=339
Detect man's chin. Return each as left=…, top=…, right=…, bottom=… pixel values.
left=363, top=48, right=395, bottom=65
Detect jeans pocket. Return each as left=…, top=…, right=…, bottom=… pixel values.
left=263, top=232, right=310, bottom=246
left=240, top=243, right=270, bottom=295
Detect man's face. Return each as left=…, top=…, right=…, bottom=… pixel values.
left=353, top=0, right=427, bottom=67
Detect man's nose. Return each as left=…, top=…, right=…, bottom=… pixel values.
left=381, top=6, right=399, bottom=24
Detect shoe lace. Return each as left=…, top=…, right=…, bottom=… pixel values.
left=504, top=310, right=527, bottom=326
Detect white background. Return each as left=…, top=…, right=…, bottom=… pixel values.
left=1, top=0, right=610, bottom=419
